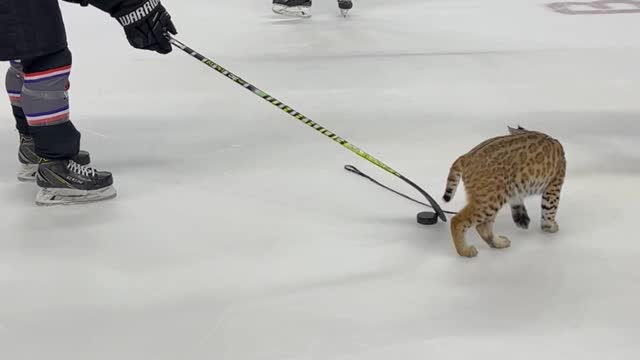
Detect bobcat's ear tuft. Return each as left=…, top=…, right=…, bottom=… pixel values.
left=508, top=125, right=528, bottom=135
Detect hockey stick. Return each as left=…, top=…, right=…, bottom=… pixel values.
left=344, top=165, right=458, bottom=215
left=167, top=35, right=448, bottom=222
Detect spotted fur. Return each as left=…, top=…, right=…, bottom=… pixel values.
left=443, top=126, right=566, bottom=258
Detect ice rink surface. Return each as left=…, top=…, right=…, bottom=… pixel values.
left=1, top=0, right=639, bottom=359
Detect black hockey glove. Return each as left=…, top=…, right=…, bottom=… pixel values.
left=111, top=0, right=177, bottom=54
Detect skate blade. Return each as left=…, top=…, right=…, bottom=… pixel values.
left=35, top=186, right=117, bottom=206
left=340, top=9, right=350, bottom=17
left=17, top=163, right=37, bottom=182
left=272, top=4, right=312, bottom=18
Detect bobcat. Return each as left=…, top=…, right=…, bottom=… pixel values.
left=442, top=126, right=566, bottom=257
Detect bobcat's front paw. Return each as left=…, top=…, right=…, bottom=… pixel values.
left=513, top=211, right=530, bottom=229
left=542, top=220, right=559, bottom=233
left=457, top=246, right=478, bottom=258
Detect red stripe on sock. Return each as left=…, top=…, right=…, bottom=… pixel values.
left=24, top=65, right=72, bottom=78
left=27, top=113, right=69, bottom=126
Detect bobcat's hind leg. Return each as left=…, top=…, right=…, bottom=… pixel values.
left=540, top=166, right=566, bottom=233
left=476, top=220, right=511, bottom=249
left=541, top=174, right=564, bottom=233
left=451, top=204, right=478, bottom=257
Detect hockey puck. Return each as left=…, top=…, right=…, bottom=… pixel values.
left=417, top=211, right=438, bottom=225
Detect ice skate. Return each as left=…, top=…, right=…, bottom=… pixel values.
left=35, top=159, right=116, bottom=206
left=272, top=0, right=312, bottom=18
left=337, top=0, right=353, bottom=17
left=18, top=133, right=90, bottom=182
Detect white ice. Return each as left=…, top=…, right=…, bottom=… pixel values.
left=1, top=0, right=639, bottom=359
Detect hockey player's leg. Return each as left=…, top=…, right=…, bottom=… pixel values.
left=6, top=59, right=90, bottom=182
left=6, top=61, right=29, bottom=135
left=20, top=48, right=115, bottom=205
left=6, top=61, right=37, bottom=181
left=272, top=0, right=312, bottom=18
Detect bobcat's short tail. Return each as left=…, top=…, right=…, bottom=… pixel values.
left=443, top=156, right=464, bottom=202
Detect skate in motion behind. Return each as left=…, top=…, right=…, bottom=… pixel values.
left=272, top=0, right=353, bottom=18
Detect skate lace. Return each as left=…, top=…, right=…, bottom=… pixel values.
left=67, top=160, right=96, bottom=177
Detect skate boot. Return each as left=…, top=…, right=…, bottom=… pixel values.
left=18, top=133, right=91, bottom=182
left=272, top=0, right=312, bottom=18
left=35, top=159, right=116, bottom=206
left=337, top=0, right=353, bottom=17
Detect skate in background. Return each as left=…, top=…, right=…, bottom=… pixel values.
left=272, top=0, right=353, bottom=18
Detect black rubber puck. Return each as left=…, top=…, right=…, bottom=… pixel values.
left=417, top=211, right=438, bottom=225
